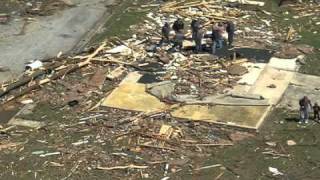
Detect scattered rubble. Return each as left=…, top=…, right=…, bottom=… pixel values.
left=0, top=0, right=319, bottom=179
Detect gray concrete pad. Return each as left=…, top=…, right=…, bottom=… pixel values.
left=0, top=0, right=115, bottom=82
left=279, top=73, right=320, bottom=110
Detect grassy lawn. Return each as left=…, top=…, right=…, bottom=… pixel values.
left=90, top=0, right=151, bottom=44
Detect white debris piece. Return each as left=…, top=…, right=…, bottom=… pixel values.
left=226, top=0, right=265, bottom=6
left=20, top=99, right=34, bottom=104
left=105, top=45, right=132, bottom=56
left=25, top=60, right=43, bottom=71
left=57, top=51, right=63, bottom=58
left=72, top=140, right=89, bottom=146
left=261, top=19, right=271, bottom=26
left=268, top=167, right=284, bottom=176
left=287, top=140, right=297, bottom=146
left=40, top=152, right=61, bottom=157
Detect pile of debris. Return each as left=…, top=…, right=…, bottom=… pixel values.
left=0, top=0, right=319, bottom=179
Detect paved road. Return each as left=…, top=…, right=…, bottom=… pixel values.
left=0, top=0, right=116, bottom=82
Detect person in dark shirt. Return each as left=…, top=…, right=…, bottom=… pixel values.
left=313, top=102, right=320, bottom=120
left=299, top=96, right=312, bottom=124
left=225, top=21, right=235, bottom=46
left=160, top=22, right=170, bottom=45
left=172, top=18, right=184, bottom=33
left=191, top=19, right=200, bottom=41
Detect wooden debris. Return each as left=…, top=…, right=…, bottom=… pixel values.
left=138, top=144, right=177, bottom=151
left=0, top=61, right=64, bottom=98
left=157, top=124, right=174, bottom=140
left=194, top=164, right=222, bottom=171
left=286, top=26, right=296, bottom=41
left=97, top=164, right=148, bottom=170
left=49, top=162, right=64, bottom=167
left=262, top=151, right=290, bottom=158
left=8, top=118, right=46, bottom=129
left=0, top=126, right=16, bottom=133
left=184, top=143, right=233, bottom=147
left=87, top=68, right=107, bottom=89
left=214, top=172, right=225, bottom=180
left=106, top=66, right=127, bottom=80
left=0, top=142, right=23, bottom=150
left=2, top=42, right=107, bottom=104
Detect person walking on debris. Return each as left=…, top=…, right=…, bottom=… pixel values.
left=299, top=96, right=312, bottom=124
left=211, top=23, right=223, bottom=54
left=160, top=22, right=170, bottom=45
left=172, top=18, right=184, bottom=32
left=313, top=102, right=320, bottom=120
left=172, top=30, right=184, bottom=51
left=225, top=21, right=235, bottom=47
left=194, top=25, right=204, bottom=53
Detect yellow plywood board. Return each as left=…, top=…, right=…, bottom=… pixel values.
left=171, top=105, right=270, bottom=129
left=101, top=72, right=168, bottom=113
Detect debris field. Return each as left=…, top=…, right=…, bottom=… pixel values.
left=0, top=0, right=320, bottom=179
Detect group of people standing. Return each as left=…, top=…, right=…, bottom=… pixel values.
left=299, top=96, right=319, bottom=124
left=160, top=18, right=235, bottom=53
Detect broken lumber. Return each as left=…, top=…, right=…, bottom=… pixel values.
left=97, top=164, right=148, bottom=170
left=0, top=61, right=64, bottom=98
left=106, top=66, right=127, bottom=80
left=87, top=68, right=107, bottom=89
left=2, top=42, right=107, bottom=104
left=184, top=143, right=233, bottom=147
left=0, top=142, right=23, bottom=150
left=138, top=144, right=177, bottom=151
left=194, top=164, right=222, bottom=171
left=230, top=93, right=263, bottom=100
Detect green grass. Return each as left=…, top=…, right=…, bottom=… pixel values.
left=255, top=0, right=320, bottom=76
left=178, top=108, right=320, bottom=179
left=90, top=0, right=151, bottom=44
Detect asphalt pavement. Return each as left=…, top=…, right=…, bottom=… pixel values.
left=0, top=0, right=116, bottom=82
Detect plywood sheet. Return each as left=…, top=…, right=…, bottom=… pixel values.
left=101, top=72, right=168, bottom=113
left=171, top=105, right=270, bottom=129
